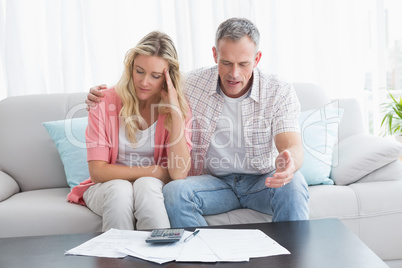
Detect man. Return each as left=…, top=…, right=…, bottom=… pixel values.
left=87, top=18, right=309, bottom=228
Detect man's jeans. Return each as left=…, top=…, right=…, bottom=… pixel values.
left=163, top=171, right=309, bottom=228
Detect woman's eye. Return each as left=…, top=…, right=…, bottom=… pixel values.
left=136, top=70, right=144, bottom=74
left=152, top=75, right=161, bottom=79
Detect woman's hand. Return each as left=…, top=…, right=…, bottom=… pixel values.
left=152, top=165, right=171, bottom=184
left=160, top=69, right=181, bottom=117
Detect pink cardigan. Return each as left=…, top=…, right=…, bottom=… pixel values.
left=67, top=87, right=192, bottom=206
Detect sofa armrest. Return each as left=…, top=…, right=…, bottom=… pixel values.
left=357, top=159, right=402, bottom=183
left=330, top=134, right=402, bottom=185
left=0, top=170, right=20, bottom=201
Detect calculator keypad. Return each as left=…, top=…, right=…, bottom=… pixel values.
left=146, top=229, right=184, bottom=243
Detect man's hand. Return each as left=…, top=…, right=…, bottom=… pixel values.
left=85, top=84, right=107, bottom=111
left=265, top=150, right=296, bottom=188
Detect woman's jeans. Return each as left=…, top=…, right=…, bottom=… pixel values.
left=163, top=171, right=309, bottom=228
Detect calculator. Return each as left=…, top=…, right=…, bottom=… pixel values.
left=145, top=229, right=185, bottom=243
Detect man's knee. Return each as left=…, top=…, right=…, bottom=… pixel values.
left=163, top=179, right=186, bottom=195
left=283, top=172, right=309, bottom=201
left=292, top=172, right=309, bottom=198
left=163, top=179, right=190, bottom=208
left=281, top=171, right=309, bottom=220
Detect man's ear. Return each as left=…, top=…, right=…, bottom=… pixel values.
left=253, top=51, right=262, bottom=68
left=212, top=46, right=218, bottom=63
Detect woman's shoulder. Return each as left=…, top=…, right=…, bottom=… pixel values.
left=100, top=87, right=121, bottom=105
left=91, top=86, right=121, bottom=114
left=102, top=87, right=118, bottom=100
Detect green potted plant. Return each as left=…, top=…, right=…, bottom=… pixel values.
left=381, top=92, right=402, bottom=142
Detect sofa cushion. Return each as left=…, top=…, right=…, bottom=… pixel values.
left=298, top=107, right=343, bottom=185
left=308, top=185, right=360, bottom=219
left=0, top=188, right=102, bottom=238
left=204, top=208, right=273, bottom=225
left=330, top=134, right=402, bottom=185
left=349, top=181, right=402, bottom=261
left=43, top=117, right=89, bottom=189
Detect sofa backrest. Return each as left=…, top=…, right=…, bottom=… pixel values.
left=293, top=83, right=365, bottom=141
left=0, top=83, right=365, bottom=191
left=0, top=93, right=88, bottom=191
left=293, top=83, right=331, bottom=111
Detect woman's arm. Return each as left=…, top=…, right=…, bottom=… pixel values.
left=161, top=69, right=191, bottom=180
left=86, top=89, right=171, bottom=185
left=88, top=161, right=171, bottom=184
left=167, top=113, right=191, bottom=180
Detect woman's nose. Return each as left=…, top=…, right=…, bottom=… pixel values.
left=140, top=75, right=150, bottom=87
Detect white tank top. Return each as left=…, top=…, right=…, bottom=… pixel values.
left=115, top=121, right=157, bottom=167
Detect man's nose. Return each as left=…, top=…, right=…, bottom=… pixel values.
left=230, top=65, right=240, bottom=78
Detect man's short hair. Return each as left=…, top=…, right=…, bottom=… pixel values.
left=215, top=17, right=260, bottom=52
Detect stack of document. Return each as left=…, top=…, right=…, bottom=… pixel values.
left=65, top=228, right=290, bottom=264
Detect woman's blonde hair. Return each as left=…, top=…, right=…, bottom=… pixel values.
left=115, top=31, right=188, bottom=146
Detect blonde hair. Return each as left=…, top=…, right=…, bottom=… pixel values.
left=115, top=31, right=188, bottom=146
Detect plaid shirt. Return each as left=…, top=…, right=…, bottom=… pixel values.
left=184, top=65, right=300, bottom=176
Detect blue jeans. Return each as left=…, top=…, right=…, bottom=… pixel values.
left=163, top=171, right=309, bottom=228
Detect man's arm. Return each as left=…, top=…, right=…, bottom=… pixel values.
left=85, top=84, right=107, bottom=110
left=274, top=132, right=303, bottom=171
left=265, top=132, right=304, bottom=188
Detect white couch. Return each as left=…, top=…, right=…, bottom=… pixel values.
left=1, top=83, right=402, bottom=267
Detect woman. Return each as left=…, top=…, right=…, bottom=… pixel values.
left=67, top=31, right=192, bottom=231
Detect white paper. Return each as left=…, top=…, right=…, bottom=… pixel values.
left=65, top=228, right=149, bottom=258
left=119, top=248, right=175, bottom=264
left=65, top=228, right=290, bottom=263
left=176, top=234, right=249, bottom=262
left=122, top=230, right=192, bottom=264
left=196, top=229, right=290, bottom=260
